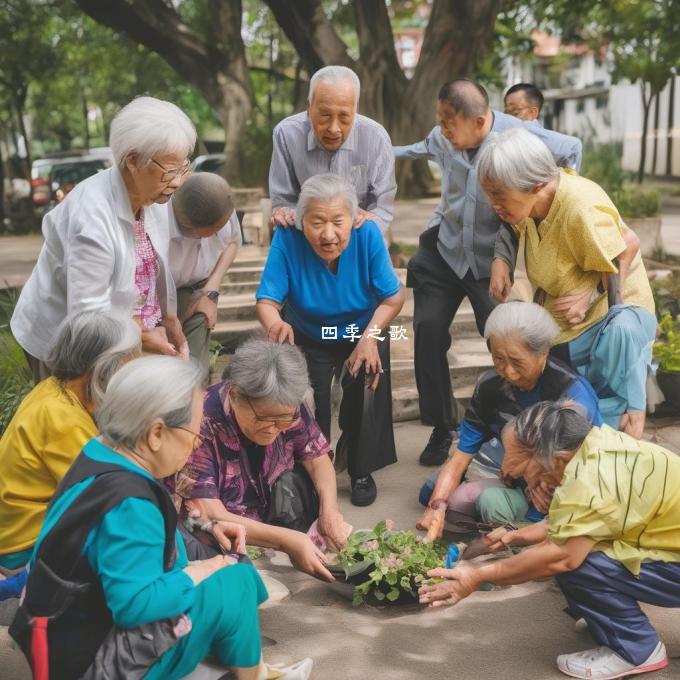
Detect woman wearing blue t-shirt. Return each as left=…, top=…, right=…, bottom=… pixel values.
left=256, top=174, right=404, bottom=506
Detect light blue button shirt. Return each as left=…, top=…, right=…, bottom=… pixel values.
left=394, top=111, right=582, bottom=279
left=269, top=111, right=396, bottom=234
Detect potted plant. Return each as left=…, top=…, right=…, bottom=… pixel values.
left=329, top=520, right=447, bottom=606
left=654, top=314, right=680, bottom=410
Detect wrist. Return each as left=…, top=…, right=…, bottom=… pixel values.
left=428, top=498, right=448, bottom=512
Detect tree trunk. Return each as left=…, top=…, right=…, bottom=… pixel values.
left=266, top=0, right=501, bottom=196
left=82, top=92, right=90, bottom=149
left=667, top=76, right=676, bottom=176
left=12, top=87, right=31, bottom=178
left=0, top=132, right=6, bottom=226
left=651, top=90, right=661, bottom=176
left=638, top=84, right=652, bottom=184
left=75, top=0, right=252, bottom=183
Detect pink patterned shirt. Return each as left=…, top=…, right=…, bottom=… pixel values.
left=133, top=214, right=162, bottom=330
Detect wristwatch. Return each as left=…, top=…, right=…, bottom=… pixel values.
left=428, top=499, right=448, bottom=512
left=205, top=290, right=219, bottom=303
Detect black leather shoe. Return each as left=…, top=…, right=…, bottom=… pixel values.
left=419, top=427, right=456, bottom=466
left=351, top=474, right=377, bottom=506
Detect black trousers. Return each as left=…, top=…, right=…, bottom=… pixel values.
left=294, top=328, right=397, bottom=478
left=406, top=225, right=497, bottom=430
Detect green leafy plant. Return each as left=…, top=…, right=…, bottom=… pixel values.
left=651, top=271, right=680, bottom=320
left=654, top=314, right=680, bottom=373
left=334, top=520, right=447, bottom=606
left=0, top=329, right=33, bottom=436
left=613, top=184, right=660, bottom=220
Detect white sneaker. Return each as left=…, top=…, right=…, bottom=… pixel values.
left=557, top=641, right=668, bottom=679
left=265, top=658, right=313, bottom=680
left=574, top=617, right=589, bottom=633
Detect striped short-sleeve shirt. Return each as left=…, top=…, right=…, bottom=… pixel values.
left=548, top=424, right=680, bottom=574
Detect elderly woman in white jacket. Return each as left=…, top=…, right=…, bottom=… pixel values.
left=12, top=96, right=196, bottom=381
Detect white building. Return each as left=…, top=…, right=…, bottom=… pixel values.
left=505, top=32, right=680, bottom=178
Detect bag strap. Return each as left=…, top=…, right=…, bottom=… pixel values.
left=37, top=457, right=177, bottom=579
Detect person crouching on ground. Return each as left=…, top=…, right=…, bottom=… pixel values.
left=171, top=337, right=349, bottom=583
left=416, top=302, right=602, bottom=540
left=419, top=400, right=680, bottom=680
left=168, top=172, right=242, bottom=382
left=256, top=173, right=404, bottom=507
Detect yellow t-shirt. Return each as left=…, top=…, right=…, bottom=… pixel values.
left=548, top=425, right=680, bottom=575
left=513, top=171, right=655, bottom=344
left=0, top=377, right=97, bottom=556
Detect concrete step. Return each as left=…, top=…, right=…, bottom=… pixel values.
left=224, top=266, right=265, bottom=284
left=214, top=292, right=482, bottom=341
left=212, top=319, right=261, bottom=352
left=220, top=281, right=259, bottom=296
left=217, top=294, right=257, bottom=321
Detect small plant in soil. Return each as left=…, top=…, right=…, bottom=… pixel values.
left=333, top=520, right=447, bottom=606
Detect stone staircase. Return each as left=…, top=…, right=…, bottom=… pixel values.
left=210, top=246, right=494, bottom=423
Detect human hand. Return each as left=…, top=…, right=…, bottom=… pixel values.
left=619, top=411, right=645, bottom=439
left=483, top=526, right=520, bottom=553
left=489, top=259, right=512, bottom=302
left=286, top=532, right=335, bottom=582
left=266, top=318, right=295, bottom=344
left=160, top=316, right=189, bottom=359
left=353, top=208, right=374, bottom=228
left=269, top=207, right=296, bottom=228
left=317, top=509, right=350, bottom=550
left=419, top=564, right=481, bottom=607
left=416, top=507, right=446, bottom=542
left=347, top=337, right=382, bottom=390
left=210, top=520, right=247, bottom=555
left=552, top=289, right=598, bottom=326
left=142, top=326, right=180, bottom=356
left=183, top=554, right=235, bottom=586
left=183, top=294, right=218, bottom=329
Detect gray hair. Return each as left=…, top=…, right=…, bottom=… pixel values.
left=47, top=311, right=141, bottom=406
left=308, top=65, right=360, bottom=105
left=295, top=173, right=358, bottom=229
left=96, top=356, right=203, bottom=450
left=109, top=96, right=197, bottom=169
left=478, top=127, right=560, bottom=193
left=484, top=301, right=559, bottom=354
left=511, top=400, right=592, bottom=469
left=225, top=337, right=310, bottom=407
left=173, top=173, right=235, bottom=231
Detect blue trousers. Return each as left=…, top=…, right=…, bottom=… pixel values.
left=556, top=552, right=680, bottom=666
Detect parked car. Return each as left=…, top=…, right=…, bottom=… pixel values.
left=31, top=148, right=114, bottom=215
left=50, top=157, right=112, bottom=205
left=190, top=153, right=225, bottom=175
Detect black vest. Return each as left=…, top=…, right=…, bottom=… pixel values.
left=10, top=451, right=178, bottom=680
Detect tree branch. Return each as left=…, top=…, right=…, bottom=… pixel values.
left=263, top=0, right=353, bottom=76
left=74, top=0, right=216, bottom=96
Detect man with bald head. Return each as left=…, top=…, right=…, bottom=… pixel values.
left=394, top=79, right=582, bottom=467
left=269, top=65, right=396, bottom=234
left=168, top=172, right=241, bottom=380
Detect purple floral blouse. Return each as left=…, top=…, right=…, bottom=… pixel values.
left=172, top=381, right=330, bottom=522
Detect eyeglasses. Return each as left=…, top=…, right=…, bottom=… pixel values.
left=243, top=396, right=300, bottom=430
left=150, top=158, right=191, bottom=184
left=172, top=425, right=207, bottom=449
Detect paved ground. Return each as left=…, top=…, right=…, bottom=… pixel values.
left=1, top=199, right=679, bottom=679
left=1, top=195, right=678, bottom=290
left=256, top=419, right=680, bottom=680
